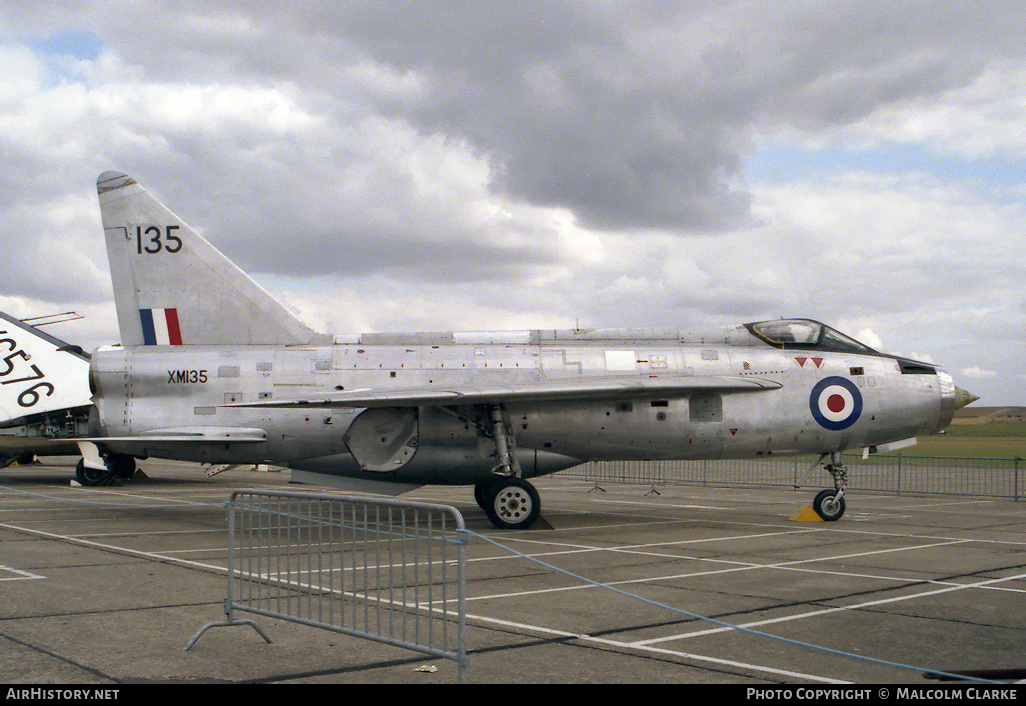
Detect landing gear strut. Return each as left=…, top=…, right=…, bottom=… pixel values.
left=797, top=451, right=849, bottom=521
left=473, top=405, right=541, bottom=530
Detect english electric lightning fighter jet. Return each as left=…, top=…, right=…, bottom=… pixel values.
left=71, top=171, right=979, bottom=528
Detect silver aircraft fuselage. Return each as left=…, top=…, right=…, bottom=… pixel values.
left=88, top=322, right=963, bottom=487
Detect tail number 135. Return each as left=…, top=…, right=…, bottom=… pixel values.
left=136, top=225, right=182, bottom=254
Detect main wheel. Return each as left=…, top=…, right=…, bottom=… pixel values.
left=108, top=454, right=137, bottom=480
left=473, top=481, right=493, bottom=512
left=812, top=489, right=846, bottom=521
left=75, top=459, right=112, bottom=487
left=483, top=478, right=540, bottom=530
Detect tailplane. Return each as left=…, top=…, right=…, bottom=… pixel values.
left=97, top=171, right=317, bottom=346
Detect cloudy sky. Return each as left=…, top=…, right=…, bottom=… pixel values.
left=1, top=1, right=1023, bottom=405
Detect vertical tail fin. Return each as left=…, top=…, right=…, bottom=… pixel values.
left=97, top=171, right=317, bottom=346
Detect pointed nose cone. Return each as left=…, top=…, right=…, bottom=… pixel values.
left=953, top=387, right=980, bottom=410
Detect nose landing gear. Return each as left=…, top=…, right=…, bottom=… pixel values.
left=797, top=452, right=849, bottom=521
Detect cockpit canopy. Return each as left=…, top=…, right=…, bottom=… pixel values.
left=745, top=319, right=877, bottom=354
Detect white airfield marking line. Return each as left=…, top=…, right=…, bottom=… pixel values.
left=465, top=537, right=973, bottom=602
left=71, top=487, right=214, bottom=505
left=460, top=528, right=820, bottom=573
left=0, top=515, right=177, bottom=524
left=630, top=570, right=1026, bottom=647
left=68, top=529, right=225, bottom=538
left=495, top=527, right=819, bottom=552
left=586, top=498, right=731, bottom=511
left=0, top=565, right=46, bottom=581
left=480, top=517, right=703, bottom=533
left=460, top=611, right=848, bottom=684
left=476, top=528, right=823, bottom=564
left=876, top=498, right=993, bottom=510
left=970, top=583, right=1026, bottom=595
left=459, top=529, right=829, bottom=589
left=0, top=522, right=228, bottom=574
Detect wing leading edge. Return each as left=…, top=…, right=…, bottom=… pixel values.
left=226, top=374, right=782, bottom=410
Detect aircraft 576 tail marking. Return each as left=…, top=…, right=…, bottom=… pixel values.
left=0, top=311, right=93, bottom=469
left=37, top=171, right=983, bottom=529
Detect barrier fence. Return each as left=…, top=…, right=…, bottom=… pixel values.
left=186, top=489, right=470, bottom=683
left=563, top=454, right=1023, bottom=501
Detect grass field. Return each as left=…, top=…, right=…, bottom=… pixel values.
left=915, top=419, right=1025, bottom=459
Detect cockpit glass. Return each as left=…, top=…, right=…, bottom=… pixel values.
left=751, top=320, right=821, bottom=345
left=749, top=319, right=875, bottom=354
left=818, top=326, right=873, bottom=353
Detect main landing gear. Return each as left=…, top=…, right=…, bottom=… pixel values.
left=798, top=452, right=849, bottom=521
left=473, top=405, right=541, bottom=530
left=74, top=453, right=137, bottom=487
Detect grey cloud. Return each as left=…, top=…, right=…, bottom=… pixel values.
left=14, top=1, right=1011, bottom=235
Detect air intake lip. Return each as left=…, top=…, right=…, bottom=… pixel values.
left=897, top=358, right=937, bottom=375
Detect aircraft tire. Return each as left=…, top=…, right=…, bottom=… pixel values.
left=75, top=459, right=112, bottom=487
left=109, top=454, right=137, bottom=480
left=812, top=489, right=846, bottom=521
left=473, top=482, right=492, bottom=512
left=482, top=477, right=540, bottom=530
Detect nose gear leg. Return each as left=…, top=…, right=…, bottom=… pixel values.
left=811, top=452, right=848, bottom=521
left=825, top=451, right=849, bottom=502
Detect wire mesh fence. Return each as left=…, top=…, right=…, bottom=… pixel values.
left=562, top=454, right=1023, bottom=501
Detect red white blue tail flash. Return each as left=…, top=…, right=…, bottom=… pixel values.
left=139, top=308, right=183, bottom=345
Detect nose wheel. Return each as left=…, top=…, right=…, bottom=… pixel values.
left=812, top=488, right=846, bottom=521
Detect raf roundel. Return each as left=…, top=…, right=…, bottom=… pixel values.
left=809, top=376, right=863, bottom=431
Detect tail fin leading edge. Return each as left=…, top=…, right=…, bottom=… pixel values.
left=97, top=171, right=317, bottom=347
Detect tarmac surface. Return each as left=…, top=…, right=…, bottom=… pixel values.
left=1, top=457, right=1025, bottom=685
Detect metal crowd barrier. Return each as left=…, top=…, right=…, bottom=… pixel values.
left=565, top=455, right=1022, bottom=501
left=186, top=489, right=471, bottom=683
